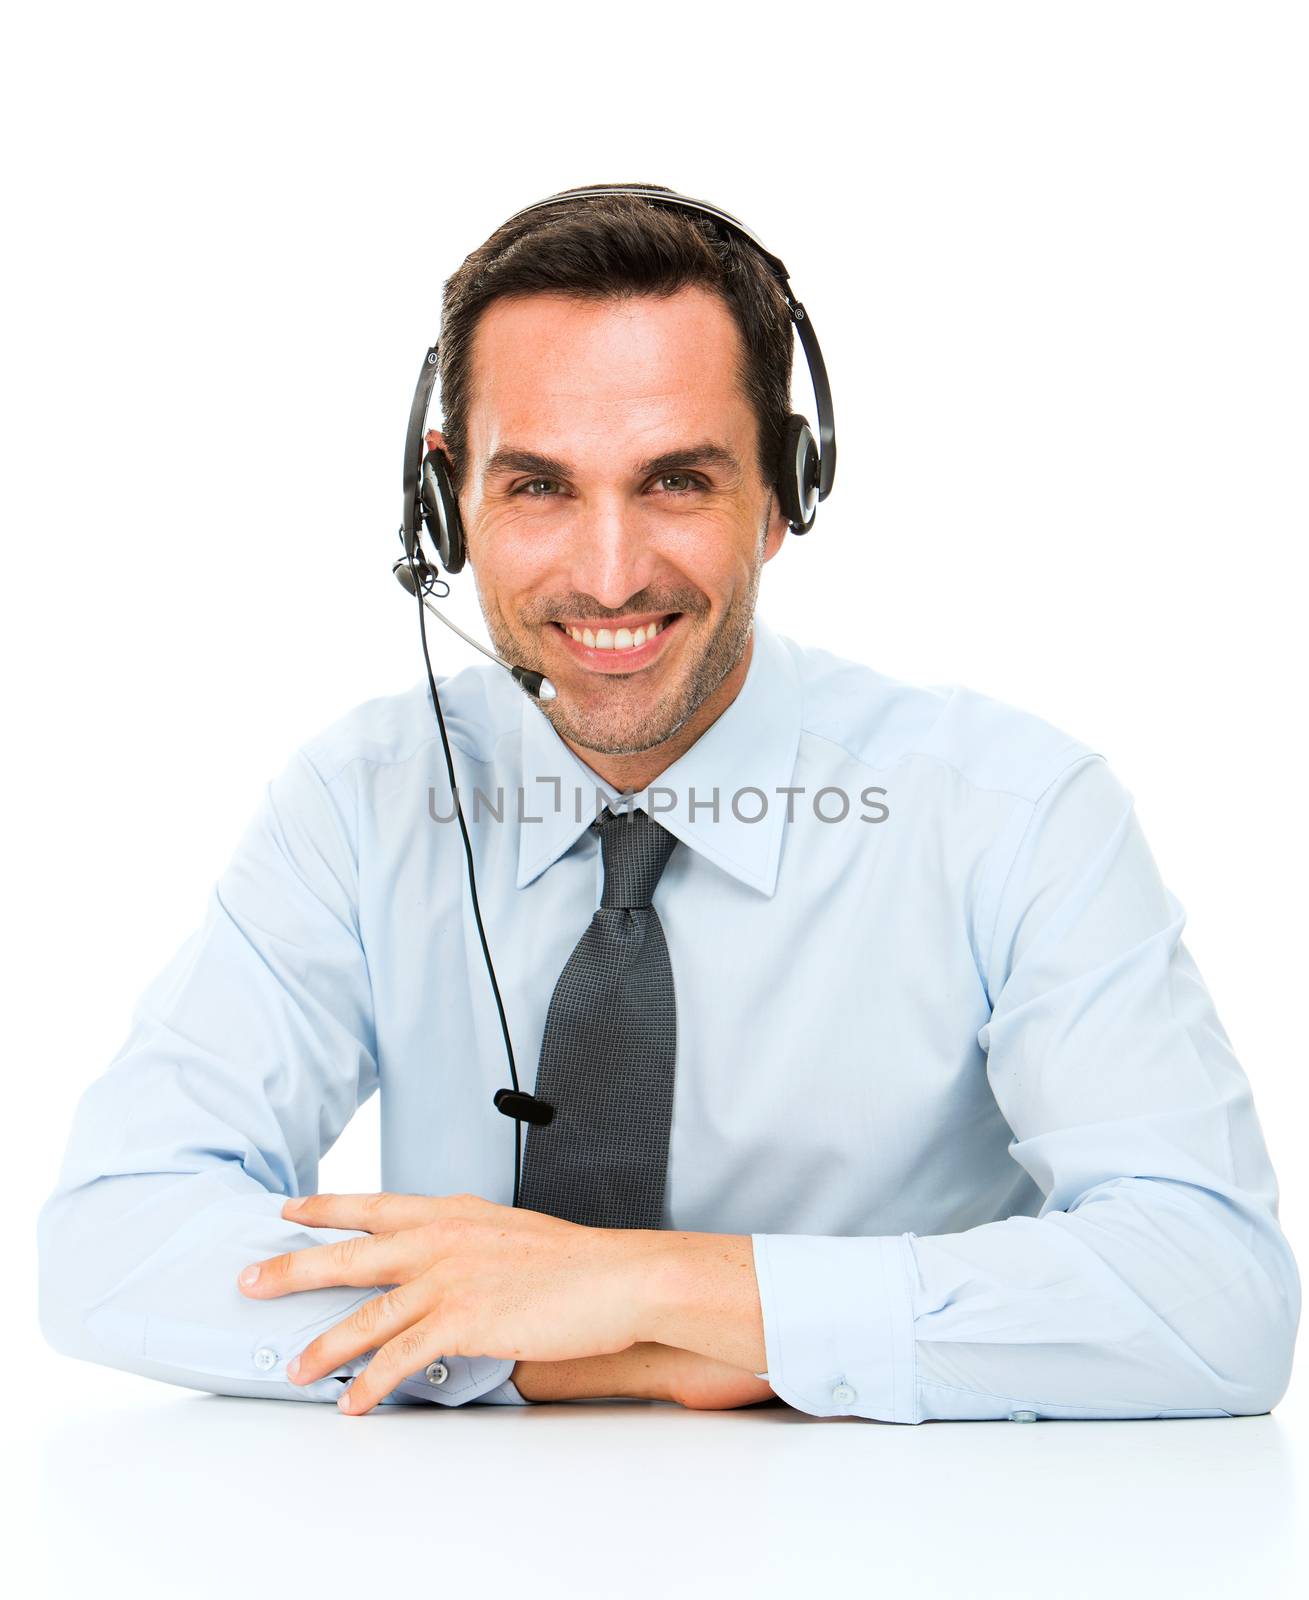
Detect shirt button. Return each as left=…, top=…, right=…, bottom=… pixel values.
left=424, top=1360, right=449, bottom=1385
left=831, top=1382, right=857, bottom=1407
left=1009, top=1410, right=1039, bottom=1423
left=253, top=1347, right=278, bottom=1372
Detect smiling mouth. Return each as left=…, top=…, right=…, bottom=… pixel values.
left=552, top=613, right=677, bottom=649
left=549, top=612, right=684, bottom=669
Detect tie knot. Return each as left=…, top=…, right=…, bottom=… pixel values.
left=593, top=806, right=678, bottom=909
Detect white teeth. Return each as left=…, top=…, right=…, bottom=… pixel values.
left=565, top=617, right=666, bottom=650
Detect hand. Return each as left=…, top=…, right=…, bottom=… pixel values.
left=237, top=1191, right=670, bottom=1415
left=661, top=1348, right=777, bottom=1411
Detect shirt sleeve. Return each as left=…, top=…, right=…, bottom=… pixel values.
left=36, top=744, right=515, bottom=1409
left=751, top=752, right=1301, bottom=1421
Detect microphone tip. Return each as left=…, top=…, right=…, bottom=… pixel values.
left=510, top=666, right=559, bottom=702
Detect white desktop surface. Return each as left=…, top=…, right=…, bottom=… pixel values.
left=22, top=1357, right=1307, bottom=1598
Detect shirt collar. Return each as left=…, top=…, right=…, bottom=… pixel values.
left=515, top=613, right=801, bottom=898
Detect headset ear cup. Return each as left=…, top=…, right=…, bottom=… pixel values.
left=420, top=450, right=467, bottom=574
left=777, top=414, right=820, bottom=533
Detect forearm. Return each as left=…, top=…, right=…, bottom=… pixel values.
left=509, top=1229, right=768, bottom=1404
left=637, top=1232, right=768, bottom=1373
left=511, top=1344, right=672, bottom=1403
left=37, top=1169, right=438, bottom=1405
left=512, top=1342, right=776, bottom=1410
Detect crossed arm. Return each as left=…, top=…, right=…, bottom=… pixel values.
left=234, top=1189, right=774, bottom=1412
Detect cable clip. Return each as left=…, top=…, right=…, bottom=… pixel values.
left=494, top=1088, right=555, bottom=1127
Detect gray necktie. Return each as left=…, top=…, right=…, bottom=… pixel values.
left=518, top=805, right=680, bottom=1229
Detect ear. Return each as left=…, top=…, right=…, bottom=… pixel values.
left=761, top=488, right=790, bottom=563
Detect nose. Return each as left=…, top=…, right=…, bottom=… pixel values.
left=562, top=491, right=663, bottom=612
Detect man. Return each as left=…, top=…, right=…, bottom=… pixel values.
left=37, top=183, right=1300, bottom=1421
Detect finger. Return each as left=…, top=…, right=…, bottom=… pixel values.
left=282, top=1191, right=486, bottom=1233
left=237, top=1228, right=409, bottom=1297
left=288, top=1278, right=422, bottom=1389
left=337, top=1310, right=451, bottom=1416
left=282, top=1192, right=416, bottom=1232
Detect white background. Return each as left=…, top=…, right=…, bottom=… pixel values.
left=6, top=2, right=1306, bottom=1593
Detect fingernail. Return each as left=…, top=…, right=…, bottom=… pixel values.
left=239, top=1265, right=260, bottom=1287
left=285, top=1197, right=304, bottom=1212
left=337, top=1390, right=352, bottom=1411
left=287, top=1356, right=301, bottom=1380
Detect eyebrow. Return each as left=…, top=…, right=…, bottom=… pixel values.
left=482, top=441, right=743, bottom=483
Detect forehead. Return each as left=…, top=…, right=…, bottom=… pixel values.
left=464, top=285, right=752, bottom=443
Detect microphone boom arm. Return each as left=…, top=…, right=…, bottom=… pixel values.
left=391, top=557, right=557, bottom=702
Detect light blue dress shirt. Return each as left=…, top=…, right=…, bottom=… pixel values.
left=37, top=613, right=1300, bottom=1418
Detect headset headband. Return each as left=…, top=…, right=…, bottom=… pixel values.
left=506, top=186, right=836, bottom=501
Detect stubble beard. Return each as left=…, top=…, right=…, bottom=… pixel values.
left=479, top=541, right=766, bottom=758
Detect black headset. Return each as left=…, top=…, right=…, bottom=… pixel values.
left=399, top=185, right=836, bottom=588
left=392, top=185, right=838, bottom=1211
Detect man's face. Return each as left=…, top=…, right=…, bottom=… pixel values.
left=447, top=285, right=789, bottom=759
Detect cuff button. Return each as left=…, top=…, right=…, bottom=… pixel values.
left=254, top=1347, right=278, bottom=1372
left=424, top=1360, right=450, bottom=1385
left=831, top=1382, right=857, bottom=1407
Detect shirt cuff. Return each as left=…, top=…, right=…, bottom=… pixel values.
left=390, top=1354, right=519, bottom=1406
left=750, top=1232, right=918, bottom=1421
left=237, top=1276, right=519, bottom=1407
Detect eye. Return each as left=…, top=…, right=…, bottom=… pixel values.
left=510, top=471, right=707, bottom=497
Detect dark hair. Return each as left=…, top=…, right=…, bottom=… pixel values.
left=435, top=182, right=795, bottom=498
